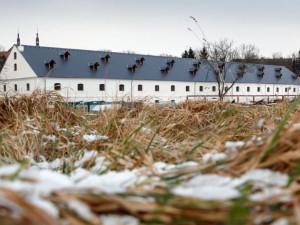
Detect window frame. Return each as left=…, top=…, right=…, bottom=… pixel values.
left=54, top=83, right=61, bottom=91
left=99, top=84, right=105, bottom=91
left=119, top=84, right=125, bottom=91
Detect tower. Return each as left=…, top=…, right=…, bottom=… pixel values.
left=17, top=31, right=20, bottom=46
left=36, top=30, right=39, bottom=47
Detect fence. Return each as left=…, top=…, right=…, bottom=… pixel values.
left=186, top=95, right=298, bottom=104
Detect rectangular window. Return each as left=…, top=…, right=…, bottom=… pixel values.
left=267, top=87, right=270, bottom=92
left=247, top=87, right=250, bottom=92
left=199, top=86, right=203, bottom=92
left=294, top=88, right=296, bottom=92
left=171, top=85, right=175, bottom=92
left=3, top=85, right=6, bottom=92
left=138, top=84, right=143, bottom=91
left=186, top=86, right=190, bottom=92
left=14, top=84, right=17, bottom=91
left=276, top=87, right=279, bottom=92
left=212, top=86, right=216, bottom=92
left=99, top=84, right=105, bottom=91
left=119, top=84, right=124, bottom=91
left=14, top=64, right=17, bottom=71
left=155, top=85, right=159, bottom=92
left=285, top=88, right=288, bottom=92
left=257, top=87, right=260, bottom=92
left=14, top=52, right=17, bottom=60
left=236, top=86, right=239, bottom=92
left=26, top=83, right=30, bottom=91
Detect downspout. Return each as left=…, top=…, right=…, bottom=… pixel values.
left=131, top=80, right=133, bottom=101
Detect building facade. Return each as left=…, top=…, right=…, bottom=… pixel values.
left=0, top=35, right=299, bottom=104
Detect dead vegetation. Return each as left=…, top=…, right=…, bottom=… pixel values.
left=1, top=92, right=300, bottom=224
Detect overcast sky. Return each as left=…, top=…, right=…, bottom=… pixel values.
left=0, top=0, right=299, bottom=58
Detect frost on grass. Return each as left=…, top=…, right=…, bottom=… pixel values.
left=83, top=134, right=108, bottom=142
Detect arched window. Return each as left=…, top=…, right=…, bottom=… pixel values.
left=54, top=83, right=61, bottom=90
left=212, top=86, right=216, bottom=92
left=78, top=83, right=84, bottom=91
left=267, top=87, right=270, bottom=92
left=186, top=86, right=190, bottom=92
left=171, top=85, right=175, bottom=92
left=138, top=84, right=143, bottom=91
left=294, top=88, right=296, bottom=92
left=247, top=87, right=250, bottom=92
left=26, top=83, right=30, bottom=91
left=99, top=84, right=105, bottom=91
left=14, top=64, right=17, bottom=71
left=155, top=85, right=159, bottom=92
left=236, top=86, right=240, bottom=92
left=14, top=52, right=17, bottom=60
left=199, top=86, right=203, bottom=92
left=276, top=87, right=279, bottom=92
left=119, top=84, right=124, bottom=91
left=257, top=87, right=261, bottom=92
left=14, top=84, right=17, bottom=91
left=3, top=85, right=6, bottom=92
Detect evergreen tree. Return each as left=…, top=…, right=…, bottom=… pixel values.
left=181, top=50, right=188, bottom=58
left=200, top=46, right=208, bottom=60
left=188, top=47, right=195, bottom=58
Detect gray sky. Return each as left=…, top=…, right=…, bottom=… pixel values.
left=0, top=0, right=299, bottom=57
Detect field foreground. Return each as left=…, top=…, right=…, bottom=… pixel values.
left=1, top=92, right=300, bottom=224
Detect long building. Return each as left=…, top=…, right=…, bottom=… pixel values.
left=0, top=34, right=299, bottom=104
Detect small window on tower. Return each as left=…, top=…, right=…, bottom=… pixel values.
left=14, top=52, right=17, bottom=60
left=27, top=83, right=30, bottom=91
left=3, top=85, right=6, bottom=92
left=14, top=84, right=17, bottom=91
left=14, top=64, right=17, bottom=71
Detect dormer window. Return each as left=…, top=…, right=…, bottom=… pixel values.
left=257, top=71, right=264, bottom=78
left=292, top=74, right=300, bottom=79
left=189, top=68, right=198, bottom=75
left=167, top=59, right=175, bottom=67
left=237, top=64, right=246, bottom=77
left=193, top=61, right=201, bottom=68
left=257, top=65, right=265, bottom=71
left=88, top=62, right=99, bottom=71
left=218, top=61, right=225, bottom=72
left=238, top=64, right=246, bottom=70
left=127, top=64, right=137, bottom=73
left=59, top=51, right=70, bottom=60
left=101, top=54, right=111, bottom=63
left=275, top=68, right=282, bottom=79
left=160, top=66, right=170, bottom=74
left=44, top=59, right=56, bottom=69
left=136, top=57, right=145, bottom=65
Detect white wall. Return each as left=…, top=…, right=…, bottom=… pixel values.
left=0, top=46, right=37, bottom=81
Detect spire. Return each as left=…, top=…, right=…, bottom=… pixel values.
left=17, top=29, right=20, bottom=46
left=36, top=28, right=39, bottom=47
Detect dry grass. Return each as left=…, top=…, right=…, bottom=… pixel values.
left=2, top=93, right=300, bottom=224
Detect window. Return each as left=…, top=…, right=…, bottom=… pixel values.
left=212, top=86, right=216, bottom=92
left=199, top=86, right=203, bottom=92
left=247, top=87, right=250, bottom=92
left=99, top=84, right=105, bottom=91
left=236, top=86, right=239, bottom=92
left=294, top=88, right=296, bottom=92
left=225, top=86, right=229, bottom=92
left=171, top=85, right=175, bottom=92
left=138, top=84, right=143, bottom=91
left=257, top=87, right=260, bottom=92
left=267, top=87, right=270, bottom=92
left=3, top=85, right=6, bottom=92
left=155, top=100, right=159, bottom=103
left=78, top=83, right=84, bottom=91
left=155, top=85, right=159, bottom=92
left=186, top=86, right=190, bottom=92
left=14, top=64, right=17, bottom=71
left=14, top=52, right=17, bottom=60
left=54, top=83, right=61, bottom=91
left=14, top=84, right=17, bottom=91
left=26, top=83, right=30, bottom=91
left=285, top=88, right=288, bottom=92
left=276, top=87, right=279, bottom=92
left=119, top=84, right=124, bottom=91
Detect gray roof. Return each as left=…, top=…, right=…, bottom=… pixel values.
left=20, top=45, right=299, bottom=85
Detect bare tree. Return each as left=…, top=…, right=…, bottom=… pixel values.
left=189, top=17, right=255, bottom=101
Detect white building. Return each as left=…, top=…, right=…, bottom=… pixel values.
left=1, top=34, right=299, bottom=105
